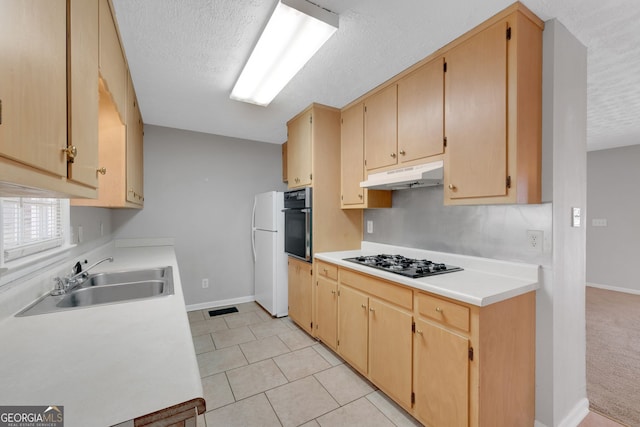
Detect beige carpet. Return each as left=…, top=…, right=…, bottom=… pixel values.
left=586, top=287, right=640, bottom=427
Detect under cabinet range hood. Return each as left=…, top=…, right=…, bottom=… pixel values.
left=360, top=160, right=444, bottom=190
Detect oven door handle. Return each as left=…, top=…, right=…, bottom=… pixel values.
left=281, top=208, right=312, bottom=213
left=305, top=209, right=312, bottom=260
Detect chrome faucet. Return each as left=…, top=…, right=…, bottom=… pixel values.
left=51, top=257, right=114, bottom=295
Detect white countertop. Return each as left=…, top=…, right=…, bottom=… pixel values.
left=0, top=242, right=203, bottom=427
left=315, top=242, right=540, bottom=306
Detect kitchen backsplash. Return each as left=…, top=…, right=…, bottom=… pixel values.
left=364, top=186, right=552, bottom=266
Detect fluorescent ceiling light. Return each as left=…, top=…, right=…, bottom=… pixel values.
left=230, top=0, right=338, bottom=106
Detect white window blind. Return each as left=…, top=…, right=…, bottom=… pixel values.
left=1, top=198, right=65, bottom=262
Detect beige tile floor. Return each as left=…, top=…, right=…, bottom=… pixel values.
left=188, top=302, right=422, bottom=427
left=189, top=302, right=624, bottom=427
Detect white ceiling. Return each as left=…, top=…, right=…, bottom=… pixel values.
left=111, top=0, right=640, bottom=152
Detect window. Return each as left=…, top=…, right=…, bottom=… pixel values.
left=0, top=197, right=71, bottom=265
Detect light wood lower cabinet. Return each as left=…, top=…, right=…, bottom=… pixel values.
left=413, top=318, right=469, bottom=427
left=315, top=261, right=338, bottom=350
left=337, top=284, right=369, bottom=375
left=313, top=262, right=536, bottom=427
left=288, top=257, right=313, bottom=334
left=368, top=297, right=413, bottom=409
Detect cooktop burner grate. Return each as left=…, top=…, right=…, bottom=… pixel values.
left=343, top=254, right=463, bottom=278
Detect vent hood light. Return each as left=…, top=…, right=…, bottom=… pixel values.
left=360, top=160, right=444, bottom=190
left=230, top=0, right=338, bottom=106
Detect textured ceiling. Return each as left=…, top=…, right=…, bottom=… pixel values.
left=111, top=0, right=640, bottom=151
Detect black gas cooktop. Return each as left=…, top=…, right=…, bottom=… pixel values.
left=343, top=254, right=463, bottom=278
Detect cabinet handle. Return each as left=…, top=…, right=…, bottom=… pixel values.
left=369, top=307, right=375, bottom=312
left=361, top=304, right=367, bottom=309
left=399, top=150, right=406, bottom=155
left=448, top=184, right=457, bottom=191
left=435, top=307, right=443, bottom=313
left=390, top=153, right=397, bottom=158
left=97, top=167, right=107, bottom=175
left=62, top=145, right=78, bottom=163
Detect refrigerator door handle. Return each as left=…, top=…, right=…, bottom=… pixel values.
left=251, top=198, right=257, bottom=261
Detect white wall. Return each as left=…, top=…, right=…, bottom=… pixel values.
left=586, top=144, right=640, bottom=293
left=542, top=19, right=589, bottom=427
left=112, top=125, right=286, bottom=306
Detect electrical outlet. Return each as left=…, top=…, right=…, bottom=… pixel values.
left=367, top=220, right=373, bottom=234
left=77, top=225, right=83, bottom=243
left=527, top=230, right=544, bottom=253
left=202, top=278, right=209, bottom=289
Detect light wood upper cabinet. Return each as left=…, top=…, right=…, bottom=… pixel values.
left=364, top=84, right=398, bottom=171
left=0, top=0, right=67, bottom=178
left=444, top=11, right=542, bottom=205
left=67, top=0, right=100, bottom=189
left=0, top=0, right=97, bottom=198
left=99, top=0, right=126, bottom=123
left=288, top=257, right=313, bottom=334
left=337, top=284, right=369, bottom=375
left=281, top=141, right=288, bottom=183
left=287, top=109, right=312, bottom=188
left=397, top=57, right=445, bottom=163
left=413, top=318, right=469, bottom=427
left=368, top=297, right=413, bottom=409
left=340, top=103, right=393, bottom=209
left=126, top=74, right=144, bottom=206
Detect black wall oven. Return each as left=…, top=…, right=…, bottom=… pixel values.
left=283, top=187, right=312, bottom=261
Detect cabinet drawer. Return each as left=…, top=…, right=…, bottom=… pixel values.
left=340, top=268, right=412, bottom=311
left=417, top=292, right=469, bottom=332
left=316, top=261, right=338, bottom=281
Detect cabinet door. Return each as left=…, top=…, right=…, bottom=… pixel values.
left=287, top=110, right=312, bottom=188
left=0, top=0, right=67, bottom=177
left=99, top=0, right=126, bottom=122
left=316, top=275, right=337, bottom=349
left=288, top=258, right=313, bottom=333
left=445, top=19, right=508, bottom=199
left=414, top=318, right=469, bottom=427
left=340, top=103, right=365, bottom=206
left=67, top=0, right=99, bottom=188
left=126, top=74, right=144, bottom=205
left=397, top=58, right=444, bottom=163
left=364, top=84, right=397, bottom=171
left=368, top=297, right=413, bottom=408
left=337, top=285, right=369, bottom=375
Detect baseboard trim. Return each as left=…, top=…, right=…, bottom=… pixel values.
left=186, top=295, right=255, bottom=312
left=587, top=282, right=640, bottom=295
left=558, top=397, right=590, bottom=427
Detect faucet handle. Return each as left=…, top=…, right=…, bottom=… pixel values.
left=50, top=277, right=66, bottom=296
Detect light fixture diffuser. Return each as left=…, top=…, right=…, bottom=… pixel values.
left=230, top=0, right=338, bottom=106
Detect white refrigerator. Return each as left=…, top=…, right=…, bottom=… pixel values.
left=252, top=191, right=288, bottom=317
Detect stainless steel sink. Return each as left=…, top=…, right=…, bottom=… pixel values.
left=17, top=266, right=174, bottom=316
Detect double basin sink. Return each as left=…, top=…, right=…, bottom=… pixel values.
left=17, top=266, right=174, bottom=316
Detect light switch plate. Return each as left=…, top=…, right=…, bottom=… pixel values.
left=366, top=220, right=373, bottom=234
left=592, top=218, right=607, bottom=227
left=571, top=207, right=581, bottom=227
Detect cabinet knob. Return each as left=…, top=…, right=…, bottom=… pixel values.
left=62, top=145, right=77, bottom=163
left=435, top=307, right=443, bottom=313
left=323, top=268, right=328, bottom=273
left=331, top=290, right=336, bottom=295
left=448, top=184, right=457, bottom=191
left=399, top=150, right=406, bottom=155
left=390, top=153, right=397, bottom=158
left=358, top=194, right=363, bottom=199
left=361, top=304, right=367, bottom=309
left=369, top=307, right=375, bottom=312
left=97, top=167, right=107, bottom=175
left=416, top=329, right=423, bottom=335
